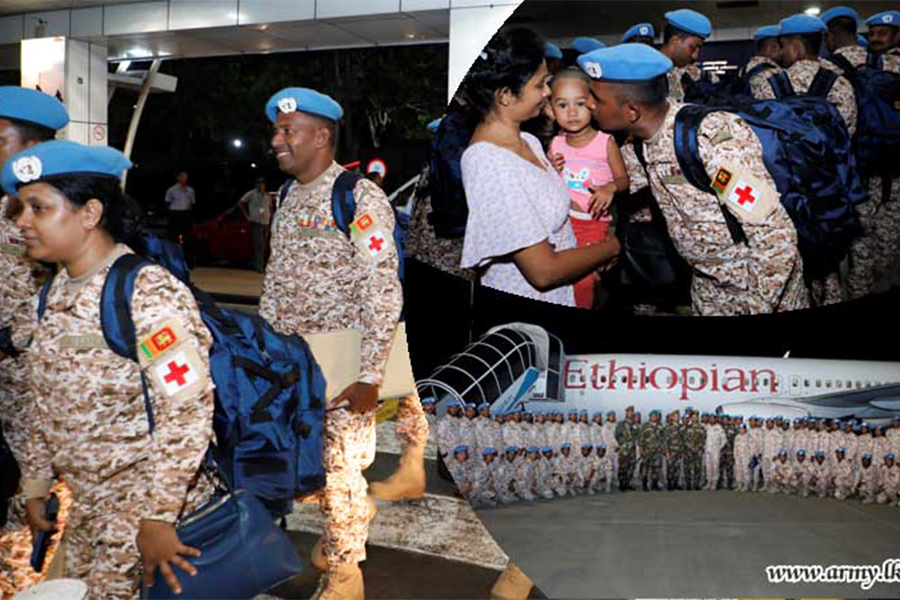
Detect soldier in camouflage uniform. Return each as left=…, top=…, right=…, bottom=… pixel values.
left=719, top=416, right=739, bottom=490
left=754, top=14, right=859, bottom=306
left=658, top=9, right=716, bottom=102
left=260, top=88, right=428, bottom=599
left=615, top=406, right=638, bottom=491
left=580, top=44, right=809, bottom=316
left=684, top=415, right=707, bottom=490
left=663, top=411, right=686, bottom=490
left=744, top=26, right=784, bottom=99
left=638, top=410, right=665, bottom=491
left=2, top=142, right=216, bottom=600
left=0, top=87, right=68, bottom=599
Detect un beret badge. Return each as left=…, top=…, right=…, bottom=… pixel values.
left=277, top=97, right=298, bottom=114
left=584, top=61, right=603, bottom=79
left=12, top=156, right=42, bottom=184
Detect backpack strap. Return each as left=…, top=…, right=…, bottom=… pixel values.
left=745, top=62, right=777, bottom=82
left=672, top=105, right=749, bottom=246
left=100, top=253, right=157, bottom=432
left=866, top=52, right=883, bottom=70
left=331, top=170, right=365, bottom=237
left=808, top=67, right=839, bottom=99
left=277, top=179, right=294, bottom=211
left=37, top=277, right=53, bottom=322
left=769, top=71, right=796, bottom=99
left=826, top=53, right=857, bottom=79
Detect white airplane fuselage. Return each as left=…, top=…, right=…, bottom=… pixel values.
left=522, top=354, right=900, bottom=420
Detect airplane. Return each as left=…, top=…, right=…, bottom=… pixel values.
left=415, top=322, right=900, bottom=423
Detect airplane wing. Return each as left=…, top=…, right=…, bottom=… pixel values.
left=790, top=382, right=900, bottom=410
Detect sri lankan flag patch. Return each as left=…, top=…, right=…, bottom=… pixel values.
left=349, top=213, right=375, bottom=238
left=139, top=322, right=180, bottom=362
left=711, top=166, right=733, bottom=195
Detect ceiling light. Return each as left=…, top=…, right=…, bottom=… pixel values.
left=804, top=7, right=821, bottom=16
left=233, top=139, right=243, bottom=148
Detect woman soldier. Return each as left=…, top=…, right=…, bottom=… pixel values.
left=0, top=140, right=215, bottom=599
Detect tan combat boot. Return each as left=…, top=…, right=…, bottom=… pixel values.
left=310, top=497, right=378, bottom=571
left=490, top=561, right=533, bottom=600
left=310, top=563, right=364, bottom=600
left=367, top=442, right=426, bottom=501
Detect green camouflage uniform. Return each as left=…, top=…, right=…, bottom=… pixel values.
left=616, top=420, right=638, bottom=490
left=720, top=422, right=738, bottom=490
left=684, top=422, right=707, bottom=490
left=663, top=422, right=686, bottom=490
left=638, top=421, right=665, bottom=490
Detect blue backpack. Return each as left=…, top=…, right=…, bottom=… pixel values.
left=826, top=52, right=900, bottom=186
left=671, top=71, right=868, bottom=280
left=278, top=170, right=406, bottom=283
left=37, top=237, right=327, bottom=519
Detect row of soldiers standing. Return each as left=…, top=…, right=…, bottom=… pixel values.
left=434, top=400, right=900, bottom=496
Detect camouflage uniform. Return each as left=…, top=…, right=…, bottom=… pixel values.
left=744, top=56, right=783, bottom=99
left=683, top=422, right=707, bottom=490
left=733, top=432, right=752, bottom=491
left=632, top=102, right=809, bottom=315
left=0, top=195, right=56, bottom=597
left=405, top=164, right=475, bottom=281
left=493, top=456, right=518, bottom=504
left=259, top=162, right=419, bottom=567
left=667, top=64, right=719, bottom=102
left=615, top=420, right=638, bottom=490
left=17, top=246, right=215, bottom=600
left=832, top=458, right=857, bottom=501
left=448, top=459, right=473, bottom=498
left=756, top=56, right=859, bottom=305
left=638, top=421, right=664, bottom=490
left=877, top=463, right=900, bottom=505
left=663, top=420, right=686, bottom=489
left=858, top=463, right=879, bottom=503
left=719, top=422, right=737, bottom=490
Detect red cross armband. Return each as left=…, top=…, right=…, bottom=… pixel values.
left=138, top=319, right=210, bottom=402
left=710, top=160, right=777, bottom=225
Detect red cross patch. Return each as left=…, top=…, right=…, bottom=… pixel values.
left=152, top=349, right=199, bottom=397
left=366, top=233, right=386, bottom=257
left=728, top=180, right=757, bottom=212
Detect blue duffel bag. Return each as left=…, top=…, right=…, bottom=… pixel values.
left=144, top=487, right=303, bottom=599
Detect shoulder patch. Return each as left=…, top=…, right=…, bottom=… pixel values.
left=138, top=319, right=184, bottom=366
left=349, top=211, right=394, bottom=264
left=712, top=159, right=778, bottom=225
left=147, top=343, right=209, bottom=402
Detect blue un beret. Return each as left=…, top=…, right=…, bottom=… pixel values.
left=2, top=140, right=131, bottom=197
left=607, top=410, right=615, bottom=415
left=527, top=446, right=540, bottom=453
left=483, top=447, right=496, bottom=455
left=561, top=443, right=572, bottom=449
left=623, top=23, right=655, bottom=43
left=426, top=117, right=442, bottom=133
left=571, top=37, right=606, bottom=54
left=754, top=25, right=781, bottom=41
left=545, top=42, right=563, bottom=59
left=505, top=446, right=517, bottom=453
left=820, top=6, right=858, bottom=26
left=858, top=34, right=869, bottom=48
left=665, top=9, right=713, bottom=39
left=0, top=87, right=68, bottom=132
left=542, top=446, right=553, bottom=453
left=578, top=44, right=673, bottom=82
left=581, top=443, right=593, bottom=449
left=453, top=445, right=468, bottom=454
left=780, top=14, right=827, bottom=36
left=867, top=11, right=900, bottom=28
left=421, top=397, right=436, bottom=405
left=265, top=87, right=343, bottom=124
left=886, top=453, right=896, bottom=460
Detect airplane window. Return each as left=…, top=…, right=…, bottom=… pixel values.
left=836, top=381, right=842, bottom=389
left=826, top=380, right=832, bottom=389
left=805, top=379, right=810, bottom=387
left=846, top=380, right=851, bottom=388
left=816, top=380, right=821, bottom=388
left=856, top=381, right=862, bottom=388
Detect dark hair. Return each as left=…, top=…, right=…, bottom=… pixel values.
left=609, top=75, right=669, bottom=109
left=663, top=24, right=694, bottom=45
left=42, top=174, right=147, bottom=249
left=789, top=32, right=823, bottom=56
left=827, top=16, right=857, bottom=37
left=755, top=37, right=780, bottom=53
left=458, top=27, right=546, bottom=121
left=7, top=119, right=55, bottom=144
left=550, top=67, right=591, bottom=91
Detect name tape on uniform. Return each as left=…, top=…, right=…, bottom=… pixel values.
left=60, top=334, right=109, bottom=350
left=138, top=319, right=210, bottom=401
left=710, top=160, right=777, bottom=225
left=349, top=211, right=393, bottom=264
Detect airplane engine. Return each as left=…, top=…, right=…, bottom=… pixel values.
left=717, top=402, right=809, bottom=420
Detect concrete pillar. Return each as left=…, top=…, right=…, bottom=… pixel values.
left=20, top=37, right=108, bottom=145
left=447, top=1, right=522, bottom=103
